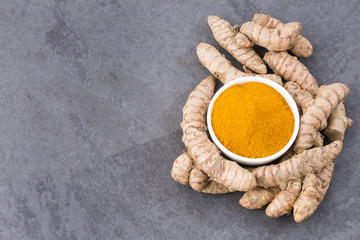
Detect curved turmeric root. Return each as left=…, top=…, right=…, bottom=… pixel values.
left=264, top=51, right=318, bottom=95
left=240, top=21, right=301, bottom=51
left=293, top=162, right=335, bottom=222
left=171, top=152, right=193, bottom=185
left=252, top=141, right=343, bottom=188
left=183, top=127, right=256, bottom=191
left=196, top=42, right=282, bottom=85
left=189, top=167, right=234, bottom=194
left=239, top=187, right=280, bottom=209
left=324, top=102, right=353, bottom=141
left=265, top=179, right=302, bottom=218
left=173, top=76, right=215, bottom=185
left=180, top=76, right=215, bottom=132
left=207, top=16, right=267, bottom=74
left=252, top=13, right=313, bottom=57
left=294, top=84, right=349, bottom=153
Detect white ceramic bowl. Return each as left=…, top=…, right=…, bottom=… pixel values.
left=207, top=77, right=300, bottom=165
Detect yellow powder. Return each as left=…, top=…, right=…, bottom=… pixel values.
left=211, top=82, right=294, bottom=158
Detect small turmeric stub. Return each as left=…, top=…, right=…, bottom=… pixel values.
left=211, top=82, right=294, bottom=158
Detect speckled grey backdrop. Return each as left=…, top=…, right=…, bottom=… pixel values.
left=0, top=0, right=359, bottom=239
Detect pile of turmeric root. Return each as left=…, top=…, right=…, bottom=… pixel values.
left=171, top=14, right=352, bottom=222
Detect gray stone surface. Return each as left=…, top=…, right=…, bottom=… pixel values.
left=0, top=0, right=359, bottom=239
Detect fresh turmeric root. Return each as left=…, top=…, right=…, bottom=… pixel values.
left=196, top=42, right=283, bottom=85
left=183, top=127, right=257, bottom=191
left=252, top=13, right=313, bottom=57
left=246, top=141, right=339, bottom=218
left=180, top=76, right=215, bottom=132
left=284, top=81, right=301, bottom=96
left=252, top=141, right=343, bottom=188
left=207, top=15, right=267, bottom=74
left=172, top=14, right=351, bottom=223
left=265, top=179, right=302, bottom=218
left=239, top=187, right=280, bottom=209
left=280, top=147, right=295, bottom=162
left=174, top=76, right=243, bottom=193
left=244, top=82, right=344, bottom=219
left=291, top=132, right=330, bottom=222
left=264, top=51, right=318, bottom=95
left=177, top=75, right=256, bottom=191
left=235, top=32, right=254, bottom=48
left=171, top=152, right=193, bottom=185
left=284, top=82, right=314, bottom=110
left=264, top=149, right=301, bottom=218
left=293, top=162, right=335, bottom=222
left=324, top=102, right=352, bottom=141
left=171, top=152, right=232, bottom=194
left=294, top=84, right=349, bottom=153
left=189, top=167, right=234, bottom=194
left=173, top=76, right=214, bottom=185
left=240, top=21, right=301, bottom=51
left=241, top=148, right=297, bottom=212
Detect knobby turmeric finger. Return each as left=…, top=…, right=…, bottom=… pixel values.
left=264, top=51, right=318, bottom=95
left=240, top=21, right=301, bottom=51
left=207, top=15, right=267, bottom=74
left=294, top=83, right=349, bottom=153
left=252, top=141, right=343, bottom=188
left=196, top=42, right=283, bottom=85
left=252, top=13, right=313, bottom=57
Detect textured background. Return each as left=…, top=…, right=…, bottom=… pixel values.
left=0, top=0, right=359, bottom=239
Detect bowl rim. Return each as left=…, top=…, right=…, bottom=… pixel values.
left=207, top=76, right=300, bottom=166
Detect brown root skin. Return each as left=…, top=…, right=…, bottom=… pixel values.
left=207, top=16, right=266, bottom=74
left=314, top=132, right=324, bottom=147
left=240, top=21, right=301, bottom=51
left=240, top=149, right=293, bottom=210
left=293, top=162, right=334, bottom=222
left=171, top=152, right=233, bottom=194
left=179, top=74, right=256, bottom=191
left=265, top=179, right=302, bottom=218
left=239, top=187, right=280, bottom=209
left=296, top=90, right=314, bottom=112
left=264, top=51, right=318, bottom=95
left=290, top=37, right=313, bottom=58
left=252, top=13, right=313, bottom=57
left=235, top=32, right=254, bottom=48
left=189, top=168, right=234, bottom=194
left=252, top=13, right=283, bottom=28
left=284, top=81, right=302, bottom=98
left=280, top=148, right=295, bottom=162
left=180, top=76, right=215, bottom=133
left=173, top=76, right=215, bottom=186
left=196, top=42, right=282, bottom=85
left=284, top=81, right=314, bottom=114
left=189, top=167, right=208, bottom=190
left=252, top=141, right=343, bottom=188
left=171, top=152, right=193, bottom=185
left=294, top=84, right=349, bottom=153
left=324, top=102, right=352, bottom=141
left=183, top=127, right=257, bottom=191
left=242, top=66, right=254, bottom=74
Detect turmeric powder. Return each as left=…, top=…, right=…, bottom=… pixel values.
left=211, top=82, right=294, bottom=158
